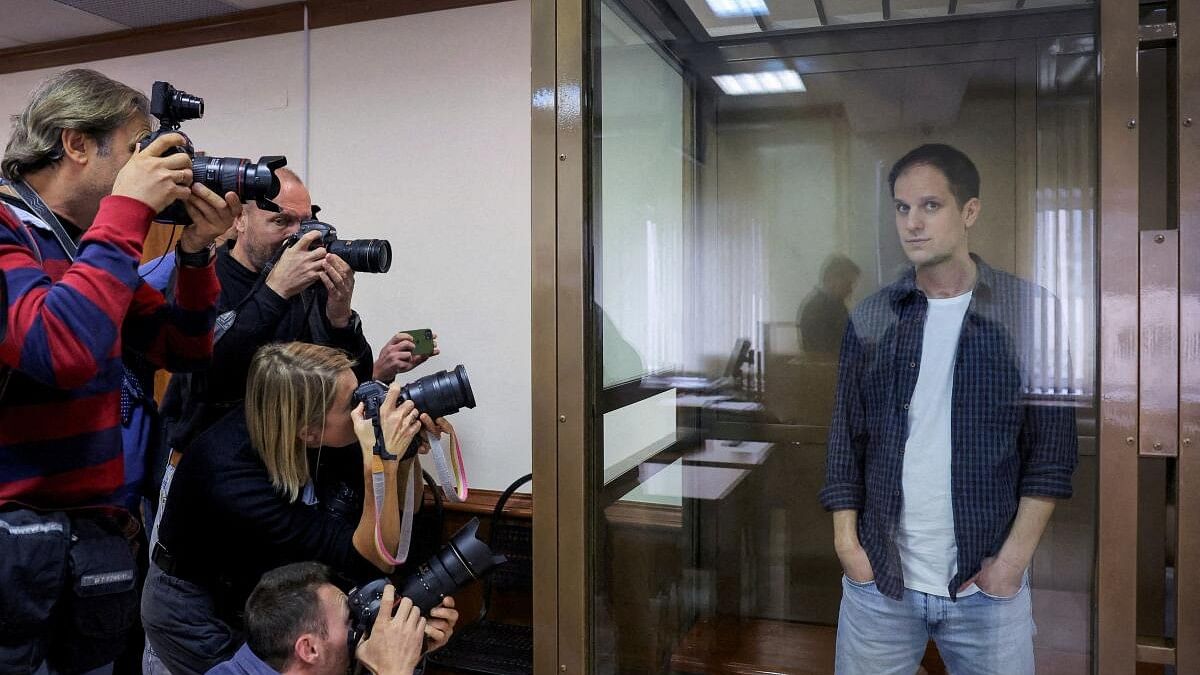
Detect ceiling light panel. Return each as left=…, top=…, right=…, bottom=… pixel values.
left=704, top=0, right=769, bottom=18
left=713, top=70, right=806, bottom=95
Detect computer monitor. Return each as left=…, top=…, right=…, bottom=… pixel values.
left=722, top=337, right=752, bottom=379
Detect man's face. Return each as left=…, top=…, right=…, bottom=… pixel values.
left=892, top=163, right=979, bottom=270
left=310, top=584, right=352, bottom=675
left=80, top=114, right=151, bottom=220
left=234, top=175, right=312, bottom=271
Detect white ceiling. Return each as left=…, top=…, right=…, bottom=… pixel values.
left=0, top=0, right=297, bottom=49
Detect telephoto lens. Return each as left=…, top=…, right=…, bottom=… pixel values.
left=327, top=238, right=392, bottom=274
left=398, top=518, right=506, bottom=613
left=346, top=518, right=506, bottom=650
left=191, top=155, right=286, bottom=206
left=400, top=365, right=476, bottom=419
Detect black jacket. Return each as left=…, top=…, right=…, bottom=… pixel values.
left=161, top=242, right=373, bottom=450
left=157, top=408, right=380, bottom=616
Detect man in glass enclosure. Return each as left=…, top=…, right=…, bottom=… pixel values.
left=819, top=143, right=1078, bottom=674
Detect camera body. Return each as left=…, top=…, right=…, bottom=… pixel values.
left=285, top=219, right=392, bottom=274
left=146, top=81, right=287, bottom=225
left=346, top=518, right=506, bottom=652
left=352, top=365, right=476, bottom=460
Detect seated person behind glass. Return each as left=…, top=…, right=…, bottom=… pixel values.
left=144, top=342, right=458, bottom=674
left=207, top=562, right=426, bottom=675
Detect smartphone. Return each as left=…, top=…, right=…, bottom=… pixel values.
left=403, top=329, right=436, bottom=356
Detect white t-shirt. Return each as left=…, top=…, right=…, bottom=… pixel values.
left=896, top=291, right=979, bottom=597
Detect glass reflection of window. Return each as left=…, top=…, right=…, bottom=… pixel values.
left=1031, top=37, right=1096, bottom=399
left=598, top=1, right=687, bottom=386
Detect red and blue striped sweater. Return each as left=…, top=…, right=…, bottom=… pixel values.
left=0, top=195, right=219, bottom=510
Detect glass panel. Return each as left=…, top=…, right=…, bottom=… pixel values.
left=588, top=3, right=1098, bottom=674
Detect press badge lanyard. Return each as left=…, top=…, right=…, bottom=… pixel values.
left=372, top=430, right=469, bottom=565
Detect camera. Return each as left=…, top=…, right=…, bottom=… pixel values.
left=146, top=81, right=287, bottom=225
left=347, top=518, right=506, bottom=651
left=285, top=219, right=392, bottom=274
left=353, top=365, right=476, bottom=460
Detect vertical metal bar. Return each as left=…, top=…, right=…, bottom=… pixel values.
left=531, top=0, right=561, bottom=668
left=1175, top=0, right=1200, bottom=669
left=813, top=0, right=828, bottom=26
left=1139, top=229, right=1179, bottom=458
left=554, top=0, right=589, bottom=669
left=1097, top=0, right=1140, bottom=672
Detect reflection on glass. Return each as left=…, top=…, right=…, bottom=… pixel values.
left=589, top=1, right=1097, bottom=672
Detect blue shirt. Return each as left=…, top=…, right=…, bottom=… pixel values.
left=819, top=256, right=1078, bottom=600
left=206, top=643, right=279, bottom=675
left=117, top=252, right=178, bottom=512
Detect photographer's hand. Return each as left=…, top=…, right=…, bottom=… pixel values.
left=415, top=414, right=455, bottom=455
left=321, top=253, right=355, bottom=328
left=352, top=402, right=377, bottom=459
left=180, top=185, right=240, bottom=254
left=266, top=229, right=326, bottom=298
left=378, top=385, right=422, bottom=458
left=111, top=133, right=193, bottom=212
left=424, top=596, right=459, bottom=653
left=373, top=332, right=438, bottom=382
left=356, top=585, right=426, bottom=675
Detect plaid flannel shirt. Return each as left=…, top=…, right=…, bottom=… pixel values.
left=819, top=255, right=1078, bottom=600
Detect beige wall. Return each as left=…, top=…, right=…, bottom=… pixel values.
left=0, top=1, right=533, bottom=492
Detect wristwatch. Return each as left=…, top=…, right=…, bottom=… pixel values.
left=176, top=242, right=214, bottom=268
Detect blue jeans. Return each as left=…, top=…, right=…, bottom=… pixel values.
left=835, top=574, right=1035, bottom=675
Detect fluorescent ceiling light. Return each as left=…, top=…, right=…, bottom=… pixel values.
left=705, top=0, right=769, bottom=18
left=713, top=70, right=806, bottom=95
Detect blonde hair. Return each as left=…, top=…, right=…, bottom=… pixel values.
left=3, top=69, right=149, bottom=180
left=246, top=342, right=354, bottom=502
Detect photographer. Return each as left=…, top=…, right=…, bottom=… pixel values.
left=144, top=342, right=458, bottom=674
left=0, top=69, right=237, bottom=672
left=207, top=562, right=426, bottom=675
left=162, top=168, right=436, bottom=453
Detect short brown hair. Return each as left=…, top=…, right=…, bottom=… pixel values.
left=245, top=562, right=335, bottom=671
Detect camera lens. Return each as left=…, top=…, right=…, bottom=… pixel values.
left=170, top=90, right=204, bottom=120
left=192, top=155, right=282, bottom=202
left=400, top=365, right=476, bottom=420
left=328, top=239, right=392, bottom=274
left=396, top=519, right=505, bottom=614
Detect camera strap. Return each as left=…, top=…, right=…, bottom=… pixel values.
left=370, top=430, right=468, bottom=565
left=427, top=431, right=468, bottom=503
left=3, top=179, right=78, bottom=260
left=372, top=458, right=418, bottom=565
